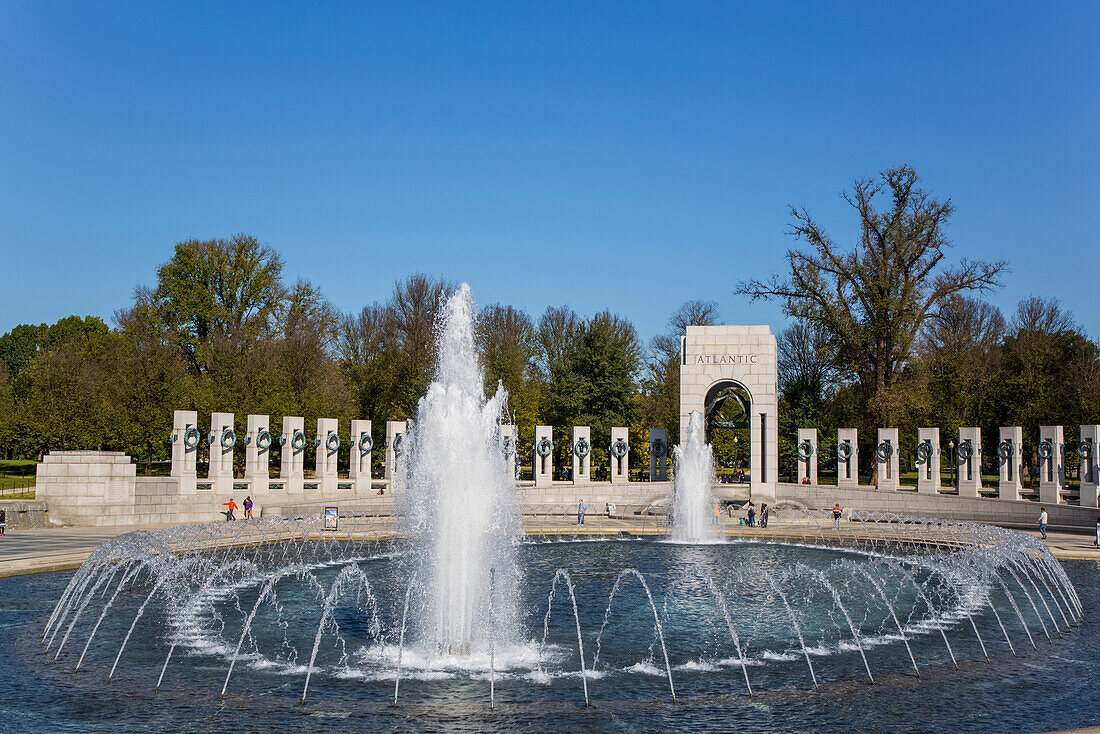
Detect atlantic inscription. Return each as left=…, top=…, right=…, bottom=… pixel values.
left=693, top=354, right=758, bottom=365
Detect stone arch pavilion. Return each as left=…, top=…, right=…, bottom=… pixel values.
left=679, top=325, right=779, bottom=501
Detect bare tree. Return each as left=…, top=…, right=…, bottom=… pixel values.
left=922, top=295, right=1006, bottom=356
left=477, top=304, right=538, bottom=394
left=737, top=165, right=1007, bottom=425
left=669, top=299, right=720, bottom=335
left=643, top=300, right=720, bottom=445
left=777, top=321, right=840, bottom=403
left=535, top=305, right=580, bottom=374
left=338, top=303, right=389, bottom=366
left=338, top=303, right=395, bottom=432
left=652, top=299, right=720, bottom=364
left=1011, top=296, right=1077, bottom=334
left=390, top=273, right=453, bottom=367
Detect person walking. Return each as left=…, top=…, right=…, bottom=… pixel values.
left=760, top=503, right=769, bottom=529
left=223, top=498, right=239, bottom=521
left=832, top=503, right=842, bottom=530
left=243, top=496, right=254, bottom=520
left=712, top=502, right=721, bottom=526
left=577, top=499, right=586, bottom=526
left=0, top=508, right=6, bottom=536
left=1037, top=507, right=1048, bottom=540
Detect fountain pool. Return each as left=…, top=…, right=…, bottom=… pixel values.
left=10, top=518, right=1097, bottom=734
left=8, top=284, right=1096, bottom=733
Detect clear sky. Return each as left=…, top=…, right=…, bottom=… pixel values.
left=1, top=1, right=1097, bottom=343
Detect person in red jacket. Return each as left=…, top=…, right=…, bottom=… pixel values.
left=223, top=498, right=239, bottom=521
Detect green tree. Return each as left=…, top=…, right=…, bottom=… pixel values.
left=113, top=304, right=193, bottom=473
left=572, top=311, right=641, bottom=465
left=532, top=307, right=641, bottom=471
left=12, top=321, right=116, bottom=457
left=996, top=298, right=1100, bottom=449
left=274, top=279, right=350, bottom=424
left=45, top=315, right=109, bottom=347
left=0, top=323, right=47, bottom=385
left=337, top=274, right=451, bottom=457
left=477, top=303, right=539, bottom=433
left=535, top=305, right=582, bottom=470
left=0, top=363, right=13, bottom=455
left=149, top=234, right=284, bottom=373
left=535, top=305, right=583, bottom=430
left=910, top=295, right=1005, bottom=450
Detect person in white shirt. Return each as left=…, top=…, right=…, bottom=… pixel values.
left=1037, top=507, right=1048, bottom=540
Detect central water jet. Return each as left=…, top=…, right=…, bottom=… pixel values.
left=671, top=410, right=716, bottom=542
left=403, top=283, right=521, bottom=656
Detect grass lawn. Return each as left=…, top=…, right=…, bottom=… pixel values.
left=0, top=459, right=38, bottom=498
left=0, top=459, right=37, bottom=484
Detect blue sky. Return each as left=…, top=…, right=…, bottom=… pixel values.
left=1, top=1, right=1097, bottom=343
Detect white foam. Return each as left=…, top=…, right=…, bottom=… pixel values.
left=624, top=661, right=666, bottom=677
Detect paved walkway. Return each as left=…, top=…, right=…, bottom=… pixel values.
left=0, top=524, right=172, bottom=577
left=1, top=520, right=1098, bottom=578
left=1017, top=527, right=1100, bottom=560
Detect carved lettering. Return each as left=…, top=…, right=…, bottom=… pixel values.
left=693, top=353, right=760, bottom=365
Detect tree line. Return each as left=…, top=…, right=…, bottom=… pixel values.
left=0, top=235, right=663, bottom=474
left=1, top=167, right=1097, bottom=480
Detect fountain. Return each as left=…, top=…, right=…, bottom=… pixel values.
left=12, top=284, right=1094, bottom=732
left=401, top=282, right=521, bottom=657
left=24, top=485, right=1093, bottom=732
left=670, top=410, right=716, bottom=542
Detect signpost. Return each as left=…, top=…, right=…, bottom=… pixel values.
left=324, top=506, right=338, bottom=531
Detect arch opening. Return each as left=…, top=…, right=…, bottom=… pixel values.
left=704, top=380, right=753, bottom=480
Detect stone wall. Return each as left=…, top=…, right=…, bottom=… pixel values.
left=0, top=500, right=49, bottom=530
left=266, top=494, right=397, bottom=518
left=33, top=450, right=1100, bottom=531
left=36, top=450, right=392, bottom=527
left=35, top=451, right=137, bottom=526
left=519, top=481, right=671, bottom=515
left=776, top=482, right=1098, bottom=530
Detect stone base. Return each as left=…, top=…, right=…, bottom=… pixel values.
left=0, top=500, right=49, bottom=530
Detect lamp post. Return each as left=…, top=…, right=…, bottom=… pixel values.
left=733, top=436, right=740, bottom=481
left=949, top=440, right=957, bottom=490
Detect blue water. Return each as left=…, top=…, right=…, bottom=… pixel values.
left=1, top=540, right=1097, bottom=733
